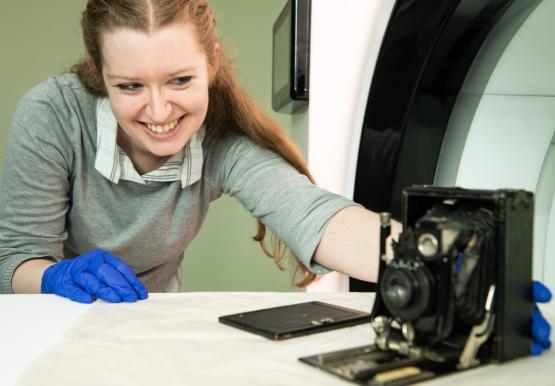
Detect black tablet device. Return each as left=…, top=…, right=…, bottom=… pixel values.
left=218, top=301, right=371, bottom=340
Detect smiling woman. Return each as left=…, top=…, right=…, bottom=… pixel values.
left=0, top=0, right=302, bottom=294
left=0, top=0, right=387, bottom=303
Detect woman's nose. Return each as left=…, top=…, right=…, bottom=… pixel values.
left=146, top=89, right=172, bottom=123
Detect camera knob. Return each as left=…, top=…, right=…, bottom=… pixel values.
left=418, top=233, right=439, bottom=259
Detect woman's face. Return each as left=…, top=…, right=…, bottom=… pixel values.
left=101, top=22, right=214, bottom=173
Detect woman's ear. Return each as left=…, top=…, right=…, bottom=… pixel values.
left=86, top=54, right=94, bottom=66
left=85, top=54, right=106, bottom=91
left=86, top=54, right=98, bottom=73
left=209, top=43, right=221, bottom=84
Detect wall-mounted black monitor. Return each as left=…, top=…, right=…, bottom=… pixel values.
left=272, top=0, right=310, bottom=114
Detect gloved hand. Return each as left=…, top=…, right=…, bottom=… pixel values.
left=531, top=280, right=552, bottom=355
left=41, top=249, right=148, bottom=304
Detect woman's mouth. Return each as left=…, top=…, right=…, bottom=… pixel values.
left=141, top=115, right=186, bottom=138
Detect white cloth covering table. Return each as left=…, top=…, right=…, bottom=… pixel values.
left=0, top=292, right=552, bottom=386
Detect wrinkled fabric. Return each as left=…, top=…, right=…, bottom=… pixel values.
left=18, top=293, right=374, bottom=386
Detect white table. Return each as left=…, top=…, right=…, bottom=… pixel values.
left=0, top=292, right=552, bottom=386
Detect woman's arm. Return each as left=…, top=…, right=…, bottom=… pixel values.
left=313, top=206, right=402, bottom=283
left=0, top=80, right=73, bottom=294
left=11, top=259, right=56, bottom=294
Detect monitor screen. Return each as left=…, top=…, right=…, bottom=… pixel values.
left=272, top=0, right=310, bottom=113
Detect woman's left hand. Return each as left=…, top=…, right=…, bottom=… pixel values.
left=531, top=280, right=552, bottom=355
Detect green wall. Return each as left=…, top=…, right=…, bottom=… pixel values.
left=184, top=0, right=297, bottom=291
left=1, top=1, right=297, bottom=291
left=0, top=0, right=88, bottom=172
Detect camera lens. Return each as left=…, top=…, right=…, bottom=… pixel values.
left=380, top=260, right=434, bottom=321
left=384, top=271, right=413, bottom=308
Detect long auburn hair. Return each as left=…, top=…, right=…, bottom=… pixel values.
left=72, top=0, right=317, bottom=287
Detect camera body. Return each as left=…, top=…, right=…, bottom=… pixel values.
left=300, top=186, right=533, bottom=385
left=372, top=186, right=533, bottom=367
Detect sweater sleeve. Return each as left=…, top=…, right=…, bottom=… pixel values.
left=207, top=134, right=359, bottom=274
left=0, top=80, right=75, bottom=293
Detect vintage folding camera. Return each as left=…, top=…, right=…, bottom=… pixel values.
left=300, top=186, right=533, bottom=385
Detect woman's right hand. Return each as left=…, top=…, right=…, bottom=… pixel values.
left=40, top=249, right=148, bottom=303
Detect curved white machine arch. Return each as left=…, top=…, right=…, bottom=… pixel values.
left=435, top=0, right=555, bottom=313
left=306, top=0, right=554, bottom=311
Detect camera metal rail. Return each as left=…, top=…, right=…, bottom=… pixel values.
left=458, top=285, right=496, bottom=369
left=299, top=285, right=497, bottom=386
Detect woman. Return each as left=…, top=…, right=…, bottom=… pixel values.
left=0, top=0, right=550, bottom=356
left=0, top=0, right=384, bottom=302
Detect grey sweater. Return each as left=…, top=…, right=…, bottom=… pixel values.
left=0, top=74, right=355, bottom=293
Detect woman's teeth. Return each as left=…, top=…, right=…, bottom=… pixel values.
left=145, top=118, right=179, bottom=133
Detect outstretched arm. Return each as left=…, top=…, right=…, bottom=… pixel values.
left=313, top=206, right=402, bottom=283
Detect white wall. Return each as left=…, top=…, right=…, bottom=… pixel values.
left=306, top=0, right=396, bottom=291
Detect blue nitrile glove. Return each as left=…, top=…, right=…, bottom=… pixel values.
left=41, top=249, right=148, bottom=304
left=531, top=280, right=552, bottom=355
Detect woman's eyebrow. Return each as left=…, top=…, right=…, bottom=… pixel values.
left=106, top=74, right=138, bottom=81
left=169, top=67, right=196, bottom=76
left=106, top=67, right=196, bottom=81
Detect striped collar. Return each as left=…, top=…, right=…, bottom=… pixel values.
left=94, top=97, right=205, bottom=188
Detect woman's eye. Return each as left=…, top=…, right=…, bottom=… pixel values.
left=117, top=83, right=142, bottom=91
left=172, top=76, right=192, bottom=86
